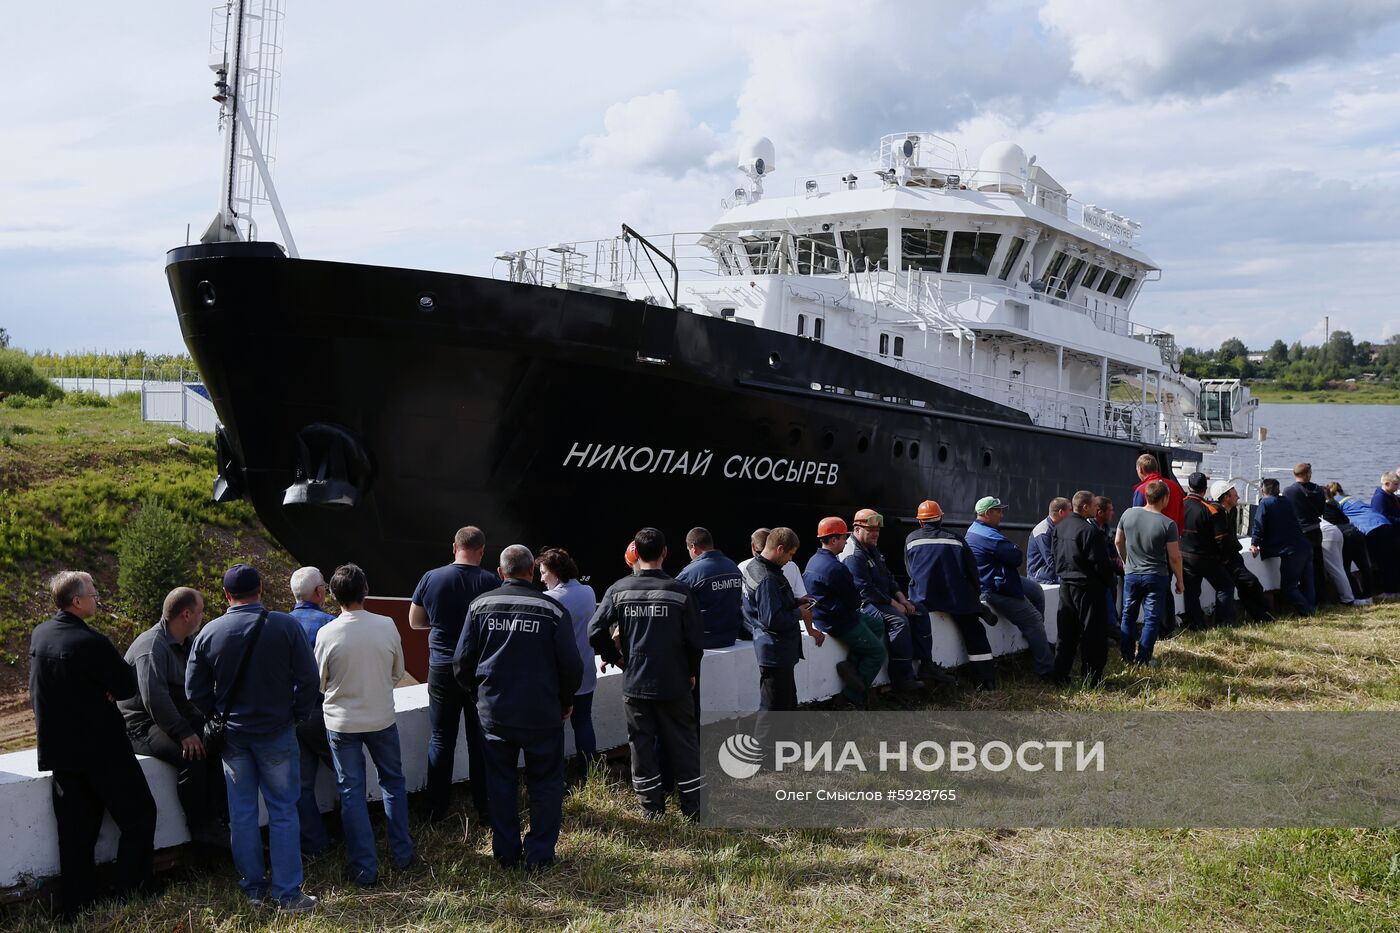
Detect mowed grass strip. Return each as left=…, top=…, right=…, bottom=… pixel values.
left=4, top=607, right=1398, bottom=931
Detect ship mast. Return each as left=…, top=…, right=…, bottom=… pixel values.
left=200, top=0, right=299, bottom=257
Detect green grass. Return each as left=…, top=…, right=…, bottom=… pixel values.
left=2, top=606, right=1397, bottom=931
left=2, top=397, right=1398, bottom=930
left=0, top=395, right=298, bottom=736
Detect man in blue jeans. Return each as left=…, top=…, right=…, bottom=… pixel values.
left=1115, top=481, right=1185, bottom=665
left=187, top=564, right=320, bottom=912
left=1250, top=478, right=1316, bottom=615
left=288, top=566, right=334, bottom=856
left=966, top=496, right=1056, bottom=679
left=457, top=545, right=583, bottom=868
left=314, top=564, right=413, bottom=886
left=408, top=526, right=500, bottom=823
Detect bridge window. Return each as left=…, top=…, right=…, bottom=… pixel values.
left=840, top=227, right=889, bottom=272
left=1114, top=275, right=1134, bottom=299
left=1042, top=251, right=1068, bottom=290
left=901, top=228, right=947, bottom=272
left=947, top=231, right=1001, bottom=275
left=796, top=233, right=841, bottom=275
left=742, top=235, right=783, bottom=274
left=1096, top=271, right=1118, bottom=294
left=998, top=236, right=1026, bottom=280
left=1081, top=265, right=1102, bottom=290
left=1052, top=257, right=1085, bottom=299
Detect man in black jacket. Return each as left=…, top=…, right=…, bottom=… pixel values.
left=30, top=571, right=156, bottom=920
left=589, top=528, right=706, bottom=820
left=1180, top=473, right=1236, bottom=630
left=1211, top=481, right=1273, bottom=622
left=1052, top=491, right=1117, bottom=686
left=1283, top=463, right=1329, bottom=606
left=456, top=545, right=583, bottom=869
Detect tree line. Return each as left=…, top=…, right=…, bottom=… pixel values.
left=1178, top=332, right=1400, bottom=390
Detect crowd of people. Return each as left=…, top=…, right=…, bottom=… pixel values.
left=28, top=453, right=1400, bottom=919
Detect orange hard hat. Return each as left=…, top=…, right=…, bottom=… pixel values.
left=853, top=508, right=884, bottom=528
left=916, top=499, right=943, bottom=521
left=624, top=540, right=638, bottom=567
left=817, top=516, right=849, bottom=538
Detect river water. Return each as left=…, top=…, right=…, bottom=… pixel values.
left=1204, top=403, right=1400, bottom=498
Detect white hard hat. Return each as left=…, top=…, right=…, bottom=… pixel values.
left=1208, top=479, right=1234, bottom=499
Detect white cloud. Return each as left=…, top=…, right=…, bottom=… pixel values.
left=581, top=90, right=718, bottom=177
left=1040, top=0, right=1400, bottom=99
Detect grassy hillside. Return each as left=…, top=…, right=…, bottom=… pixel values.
left=1247, top=381, right=1400, bottom=405
left=0, top=393, right=298, bottom=748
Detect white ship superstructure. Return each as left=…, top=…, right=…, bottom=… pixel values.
left=498, top=132, right=1256, bottom=454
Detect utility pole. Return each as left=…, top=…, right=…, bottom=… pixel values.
left=1324, top=315, right=1329, bottom=344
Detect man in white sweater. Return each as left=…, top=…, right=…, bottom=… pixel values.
left=314, top=563, right=413, bottom=886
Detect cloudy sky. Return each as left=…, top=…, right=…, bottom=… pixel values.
left=4, top=0, right=1400, bottom=353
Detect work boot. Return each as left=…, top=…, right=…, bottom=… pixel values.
left=835, top=660, right=867, bottom=695
left=916, top=661, right=957, bottom=686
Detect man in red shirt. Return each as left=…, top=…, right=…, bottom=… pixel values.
left=1132, top=453, right=1185, bottom=529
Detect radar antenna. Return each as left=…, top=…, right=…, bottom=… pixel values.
left=200, top=0, right=298, bottom=257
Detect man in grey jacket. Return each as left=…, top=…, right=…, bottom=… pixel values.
left=119, top=586, right=227, bottom=846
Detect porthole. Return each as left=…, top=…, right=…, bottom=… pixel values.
left=418, top=293, right=436, bottom=312
left=857, top=435, right=870, bottom=453
left=938, top=445, right=949, bottom=463
left=197, top=280, right=216, bottom=308
left=909, top=442, right=920, bottom=460
left=768, top=352, right=782, bottom=369
left=982, top=450, right=993, bottom=467
left=821, top=431, right=835, bottom=450
left=893, top=440, right=905, bottom=458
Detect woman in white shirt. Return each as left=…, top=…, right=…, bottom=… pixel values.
left=538, top=548, right=599, bottom=783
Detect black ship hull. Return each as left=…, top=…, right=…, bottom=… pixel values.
left=165, top=242, right=1185, bottom=594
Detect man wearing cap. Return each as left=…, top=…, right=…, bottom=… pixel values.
left=804, top=517, right=886, bottom=707
left=905, top=500, right=998, bottom=690
left=589, top=528, right=706, bottom=820
left=187, top=564, right=320, bottom=912
left=1212, top=480, right=1273, bottom=622
left=1052, top=491, right=1118, bottom=685
left=842, top=509, right=925, bottom=691
left=966, top=497, right=1056, bottom=680
left=1027, top=498, right=1070, bottom=585
left=1181, top=473, right=1235, bottom=630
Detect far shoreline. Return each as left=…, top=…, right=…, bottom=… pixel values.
left=1247, top=385, right=1400, bottom=406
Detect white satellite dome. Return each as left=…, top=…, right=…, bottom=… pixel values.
left=738, top=136, right=777, bottom=177
left=976, top=141, right=1027, bottom=195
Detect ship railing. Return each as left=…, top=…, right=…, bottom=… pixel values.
left=856, top=351, right=1161, bottom=443
left=494, top=230, right=873, bottom=305
left=783, top=162, right=1143, bottom=248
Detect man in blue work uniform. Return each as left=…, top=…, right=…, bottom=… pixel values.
left=804, top=517, right=885, bottom=707
left=408, top=526, right=501, bottom=823
left=742, top=527, right=819, bottom=713
left=287, top=566, right=334, bottom=856
left=1027, top=498, right=1070, bottom=585
left=455, top=545, right=582, bottom=870
left=589, top=528, right=706, bottom=820
left=843, top=509, right=925, bottom=691
left=904, top=500, right=999, bottom=690
left=1250, top=478, right=1316, bottom=615
left=676, top=527, right=744, bottom=649
left=966, top=496, right=1056, bottom=680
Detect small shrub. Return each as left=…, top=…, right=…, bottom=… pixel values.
left=0, top=348, right=63, bottom=400
left=65, top=390, right=110, bottom=408
left=117, top=496, right=196, bottom=624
